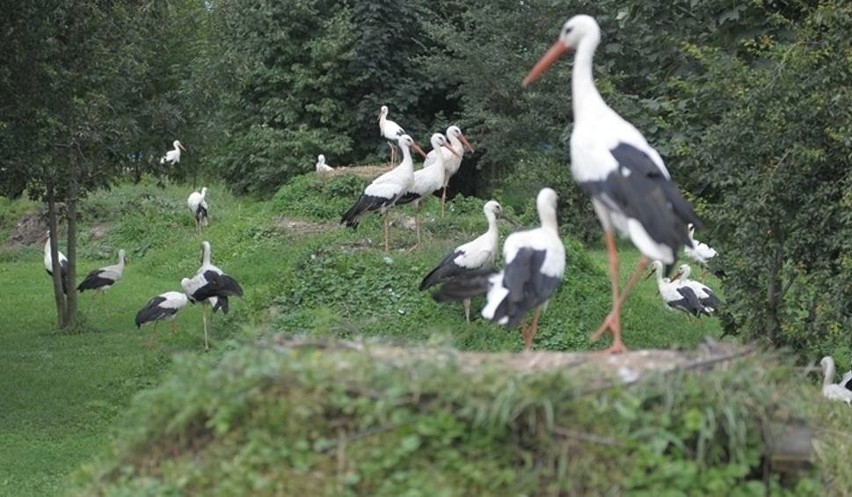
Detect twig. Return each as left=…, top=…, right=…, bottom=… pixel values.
left=552, top=426, right=624, bottom=447
left=320, top=424, right=398, bottom=454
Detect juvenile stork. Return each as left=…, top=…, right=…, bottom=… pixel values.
left=432, top=188, right=565, bottom=350
left=135, top=290, right=189, bottom=336
left=160, top=140, right=186, bottom=165
left=423, top=125, right=475, bottom=216
left=379, top=105, right=408, bottom=164
left=315, top=154, right=334, bottom=174
left=684, top=224, right=719, bottom=278
left=181, top=241, right=244, bottom=350
left=341, top=134, right=427, bottom=251
left=820, top=356, right=852, bottom=404
left=77, top=249, right=127, bottom=313
left=420, top=200, right=504, bottom=321
left=394, top=133, right=458, bottom=246
left=523, top=15, right=700, bottom=353
left=187, top=187, right=209, bottom=231
left=647, top=260, right=707, bottom=318
left=671, top=263, right=721, bottom=314
left=42, top=231, right=69, bottom=295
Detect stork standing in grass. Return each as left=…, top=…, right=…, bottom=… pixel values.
left=671, top=263, right=721, bottom=314
left=394, top=133, right=458, bottom=247
left=77, top=249, right=127, bottom=313
left=135, top=290, right=189, bottom=337
left=523, top=15, right=700, bottom=353
left=181, top=241, right=243, bottom=351
left=647, top=260, right=707, bottom=318
left=431, top=188, right=565, bottom=350
left=160, top=140, right=186, bottom=165
left=315, top=154, right=334, bottom=174
left=379, top=105, right=408, bottom=164
left=422, top=125, right=475, bottom=217
left=187, top=187, right=209, bottom=232
left=341, top=134, right=427, bottom=251
left=820, top=356, right=852, bottom=404
left=420, top=200, right=505, bottom=321
left=42, top=231, right=69, bottom=295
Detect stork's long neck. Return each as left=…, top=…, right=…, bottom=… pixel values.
left=116, top=252, right=125, bottom=270
left=484, top=211, right=499, bottom=242
left=399, top=144, right=414, bottom=173
left=447, top=133, right=463, bottom=156
left=202, top=246, right=212, bottom=267
left=823, top=359, right=836, bottom=387
left=539, top=206, right=558, bottom=235
left=571, top=33, right=608, bottom=123
left=654, top=267, right=667, bottom=290
left=44, top=238, right=51, bottom=258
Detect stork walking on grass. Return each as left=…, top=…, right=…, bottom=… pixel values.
left=42, top=231, right=69, bottom=295
left=671, top=263, right=721, bottom=314
left=394, top=133, right=458, bottom=247
left=135, top=290, right=189, bottom=337
left=422, top=125, right=475, bottom=216
left=187, top=187, right=209, bottom=232
left=431, top=188, right=565, bottom=350
left=77, top=249, right=127, bottom=313
left=181, top=241, right=243, bottom=351
left=420, top=200, right=505, bottom=322
left=341, top=134, right=427, bottom=251
left=523, top=15, right=700, bottom=353
left=160, top=140, right=186, bottom=165
left=647, top=260, right=707, bottom=318
left=379, top=105, right=408, bottom=164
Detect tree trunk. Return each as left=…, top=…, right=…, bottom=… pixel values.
left=46, top=184, right=68, bottom=327
left=65, top=149, right=80, bottom=330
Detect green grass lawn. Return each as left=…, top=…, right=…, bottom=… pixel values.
left=0, top=176, right=725, bottom=495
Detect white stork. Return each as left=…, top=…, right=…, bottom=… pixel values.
left=134, top=290, right=189, bottom=336
left=341, top=134, right=427, bottom=251
left=523, top=15, right=701, bottom=353
left=315, top=154, right=334, bottom=174
left=187, top=187, right=209, bottom=231
left=420, top=200, right=505, bottom=321
left=432, top=188, right=565, bottom=350
left=77, top=249, right=127, bottom=313
left=394, top=133, right=459, bottom=246
left=378, top=105, right=408, bottom=164
left=671, top=263, right=721, bottom=314
left=42, top=231, right=69, bottom=294
left=684, top=224, right=719, bottom=278
left=647, top=260, right=708, bottom=318
left=181, top=241, right=244, bottom=350
left=423, top=125, right=475, bottom=216
left=160, top=140, right=186, bottom=165
left=820, top=356, right=852, bottom=404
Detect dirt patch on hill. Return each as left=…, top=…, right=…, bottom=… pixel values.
left=274, top=217, right=336, bottom=236
left=4, top=208, right=51, bottom=248
left=324, top=164, right=393, bottom=180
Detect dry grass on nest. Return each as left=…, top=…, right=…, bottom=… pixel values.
left=322, top=163, right=393, bottom=180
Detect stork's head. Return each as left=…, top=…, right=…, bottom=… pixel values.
left=398, top=135, right=427, bottom=159
left=447, top=125, right=475, bottom=153
left=378, top=105, right=389, bottom=122
left=174, top=140, right=186, bottom=151
left=430, top=133, right=459, bottom=158
left=523, top=15, right=601, bottom=87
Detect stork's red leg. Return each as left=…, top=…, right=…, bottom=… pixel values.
left=590, top=231, right=627, bottom=354
left=440, top=187, right=447, bottom=218
left=383, top=213, right=390, bottom=252
left=591, top=256, right=649, bottom=344
left=524, top=307, right=543, bottom=351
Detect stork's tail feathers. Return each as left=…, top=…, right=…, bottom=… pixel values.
left=196, top=205, right=209, bottom=226
left=430, top=267, right=497, bottom=303
left=341, top=195, right=370, bottom=229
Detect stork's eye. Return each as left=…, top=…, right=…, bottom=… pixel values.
left=564, top=27, right=573, bottom=35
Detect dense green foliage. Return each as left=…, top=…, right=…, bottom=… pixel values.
left=75, top=341, right=828, bottom=496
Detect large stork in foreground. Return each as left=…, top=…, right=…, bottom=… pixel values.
left=431, top=188, right=565, bottom=350
left=523, top=15, right=700, bottom=353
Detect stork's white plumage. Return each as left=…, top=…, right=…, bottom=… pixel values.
left=432, top=188, right=565, bottom=350
left=684, top=223, right=718, bottom=277
left=341, top=134, right=427, bottom=251
left=395, top=133, right=458, bottom=245
left=647, top=260, right=707, bottom=318
left=77, top=249, right=127, bottom=313
left=671, top=263, right=721, bottom=314
left=420, top=200, right=504, bottom=321
left=135, top=290, right=189, bottom=335
left=315, top=154, right=334, bottom=174
left=523, top=15, right=700, bottom=353
left=181, top=241, right=244, bottom=350
left=187, top=187, right=209, bottom=231
left=378, top=105, right=408, bottom=164
left=820, top=356, right=852, bottom=404
left=43, top=231, right=69, bottom=294
left=160, top=140, right=186, bottom=165
left=423, top=125, right=475, bottom=216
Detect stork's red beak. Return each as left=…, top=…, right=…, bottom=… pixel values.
left=180, top=144, right=187, bottom=151
left=442, top=141, right=460, bottom=158
left=523, top=41, right=570, bottom=87
left=671, top=269, right=684, bottom=281
left=457, top=133, right=475, bottom=154
left=411, top=142, right=428, bottom=159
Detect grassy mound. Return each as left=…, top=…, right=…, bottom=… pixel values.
left=74, top=337, right=828, bottom=496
